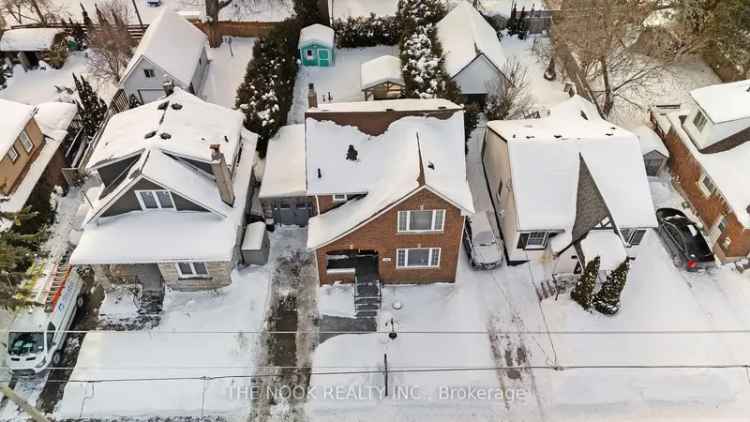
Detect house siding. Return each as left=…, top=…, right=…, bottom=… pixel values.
left=0, top=118, right=45, bottom=195
left=96, top=155, right=140, bottom=187
left=452, top=54, right=504, bottom=96
left=189, top=47, right=210, bottom=95
left=314, top=188, right=464, bottom=285
left=663, top=126, right=750, bottom=260
left=100, top=178, right=210, bottom=217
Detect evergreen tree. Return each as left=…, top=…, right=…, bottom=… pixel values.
left=517, top=6, right=528, bottom=39
left=0, top=208, right=49, bottom=310
left=571, top=256, right=600, bottom=310
left=71, top=19, right=88, bottom=50
left=594, top=260, right=629, bottom=315
left=0, top=61, right=7, bottom=90
left=293, top=0, right=322, bottom=27
left=73, top=73, right=108, bottom=138
left=506, top=3, right=518, bottom=35
left=80, top=3, right=94, bottom=31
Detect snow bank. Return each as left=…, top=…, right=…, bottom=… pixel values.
left=0, top=98, right=35, bottom=156
left=34, top=101, right=78, bottom=142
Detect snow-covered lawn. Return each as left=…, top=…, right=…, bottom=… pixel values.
left=0, top=53, right=116, bottom=104
left=54, top=229, right=306, bottom=419
left=501, top=35, right=569, bottom=111
left=201, top=37, right=256, bottom=108
left=287, top=46, right=399, bottom=123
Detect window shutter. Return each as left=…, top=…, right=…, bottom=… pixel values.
left=434, top=210, right=445, bottom=231
left=430, top=248, right=441, bottom=267
left=517, top=233, right=529, bottom=249
left=397, top=211, right=408, bottom=232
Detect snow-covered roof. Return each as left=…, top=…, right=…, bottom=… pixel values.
left=259, top=124, right=306, bottom=198
left=361, top=55, right=404, bottom=90
left=690, top=80, right=750, bottom=124
left=35, top=102, right=78, bottom=142
left=298, top=24, right=334, bottom=49
left=310, top=98, right=461, bottom=113
left=306, top=107, right=474, bottom=249
left=70, top=136, right=257, bottom=265
left=436, top=2, right=506, bottom=78
left=328, top=0, right=398, bottom=19
left=0, top=28, right=63, bottom=51
left=87, top=88, right=243, bottom=170
left=666, top=112, right=750, bottom=228
left=487, top=96, right=656, bottom=231
left=579, top=230, right=627, bottom=271
left=241, top=221, right=267, bottom=250
left=632, top=125, right=669, bottom=157
left=0, top=99, right=35, bottom=157
left=121, top=9, right=207, bottom=87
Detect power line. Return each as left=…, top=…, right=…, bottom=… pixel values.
left=5, top=328, right=750, bottom=334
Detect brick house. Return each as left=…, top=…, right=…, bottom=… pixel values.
left=0, top=99, right=77, bottom=230
left=652, top=80, right=750, bottom=262
left=483, top=96, right=656, bottom=275
left=70, top=88, right=258, bottom=295
left=303, top=99, right=474, bottom=296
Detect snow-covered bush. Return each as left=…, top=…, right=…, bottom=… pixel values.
left=571, top=256, right=600, bottom=310
left=235, top=19, right=300, bottom=158
left=396, top=0, right=447, bottom=33
left=333, top=14, right=399, bottom=47
left=594, top=260, right=629, bottom=315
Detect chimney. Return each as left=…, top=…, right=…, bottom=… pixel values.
left=163, top=79, right=175, bottom=96
left=308, top=83, right=318, bottom=108
left=210, top=144, right=235, bottom=206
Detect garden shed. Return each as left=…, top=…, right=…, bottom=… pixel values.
left=632, top=125, right=669, bottom=176
left=0, top=28, right=66, bottom=70
left=241, top=222, right=270, bottom=265
left=298, top=24, right=335, bottom=67
left=361, top=55, right=404, bottom=100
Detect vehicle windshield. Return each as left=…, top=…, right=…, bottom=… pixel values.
left=474, top=231, right=496, bottom=246
left=8, top=332, right=45, bottom=356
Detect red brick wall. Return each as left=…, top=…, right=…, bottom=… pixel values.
left=663, top=127, right=750, bottom=259
left=315, top=188, right=465, bottom=285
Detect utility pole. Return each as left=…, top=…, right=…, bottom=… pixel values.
left=131, top=0, right=145, bottom=30
left=0, top=384, right=50, bottom=422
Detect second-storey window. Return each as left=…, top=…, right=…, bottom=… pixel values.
left=693, top=110, right=707, bottom=131
left=136, top=190, right=175, bottom=210
left=176, top=262, right=209, bottom=278
left=19, top=131, right=34, bottom=153
left=144, top=68, right=156, bottom=78
left=396, top=248, right=441, bottom=268
left=397, top=209, right=445, bottom=232
left=698, top=173, right=715, bottom=197
left=6, top=146, right=19, bottom=163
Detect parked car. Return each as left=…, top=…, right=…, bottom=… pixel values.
left=463, top=211, right=504, bottom=269
left=655, top=208, right=716, bottom=271
left=6, top=269, right=83, bottom=376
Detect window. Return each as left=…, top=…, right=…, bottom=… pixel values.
left=6, top=146, right=19, bottom=162
left=144, top=68, right=155, bottom=78
left=136, top=190, right=175, bottom=210
left=19, top=131, right=33, bottom=153
left=693, top=111, right=707, bottom=131
left=397, top=210, right=445, bottom=232
left=176, top=262, right=209, bottom=278
left=718, top=216, right=727, bottom=233
left=517, top=231, right=549, bottom=250
left=497, top=180, right=503, bottom=199
left=698, top=173, right=715, bottom=197
left=332, top=194, right=348, bottom=202
left=396, top=248, right=441, bottom=268
left=306, top=49, right=314, bottom=59
left=622, top=229, right=646, bottom=246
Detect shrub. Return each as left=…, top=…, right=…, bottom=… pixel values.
left=396, top=0, right=447, bottom=33
left=333, top=14, right=400, bottom=47
left=46, top=42, right=69, bottom=69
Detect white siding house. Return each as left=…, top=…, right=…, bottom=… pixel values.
left=120, top=9, right=209, bottom=105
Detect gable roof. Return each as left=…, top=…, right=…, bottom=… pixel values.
left=306, top=105, right=474, bottom=249
left=632, top=125, right=669, bottom=157
left=121, top=9, right=207, bottom=87
left=690, top=80, right=750, bottom=124
left=34, top=102, right=78, bottom=142
left=259, top=124, right=307, bottom=198
left=87, top=88, right=243, bottom=170
left=436, top=2, right=506, bottom=78
left=0, top=99, right=35, bottom=157
left=361, top=55, right=404, bottom=90
left=298, top=24, right=334, bottom=49
left=487, top=96, right=656, bottom=231
left=0, top=28, right=63, bottom=51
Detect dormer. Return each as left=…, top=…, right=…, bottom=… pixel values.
left=683, top=80, right=750, bottom=153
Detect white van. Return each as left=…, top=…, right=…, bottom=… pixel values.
left=6, top=262, right=83, bottom=377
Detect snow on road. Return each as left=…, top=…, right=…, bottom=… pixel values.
left=54, top=229, right=308, bottom=419
left=288, top=46, right=399, bottom=123
left=202, top=37, right=256, bottom=108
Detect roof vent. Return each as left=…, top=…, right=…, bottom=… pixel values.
left=224, top=135, right=229, bottom=143
left=525, top=136, right=535, bottom=139
left=605, top=133, right=613, bottom=136
left=580, top=110, right=588, bottom=120
left=346, top=144, right=358, bottom=161
left=553, top=134, right=562, bottom=139
left=157, top=101, right=169, bottom=110
left=427, top=161, right=435, bottom=170
left=171, top=103, right=183, bottom=110
left=385, top=108, right=394, bottom=112
left=160, top=132, right=172, bottom=140
left=144, top=131, right=157, bottom=139
left=438, top=106, right=446, bottom=110
left=317, top=168, right=322, bottom=179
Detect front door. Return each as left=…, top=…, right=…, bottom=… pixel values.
left=318, top=49, right=330, bottom=66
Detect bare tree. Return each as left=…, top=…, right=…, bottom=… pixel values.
left=1, top=0, right=52, bottom=25
left=552, top=0, right=702, bottom=117
left=485, top=57, right=534, bottom=120
left=87, top=0, right=133, bottom=83
left=205, top=0, right=233, bottom=47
